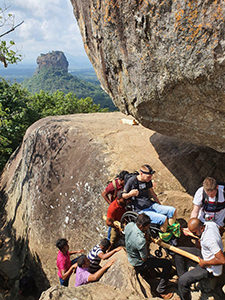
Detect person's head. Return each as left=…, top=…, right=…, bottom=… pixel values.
left=188, top=218, right=204, bottom=237
left=56, top=238, right=69, bottom=253
left=116, top=190, right=127, bottom=207
left=99, top=238, right=111, bottom=252
left=136, top=213, right=151, bottom=232
left=77, top=255, right=90, bottom=268
left=203, top=177, right=218, bottom=198
left=139, top=164, right=155, bottom=182
left=118, top=170, right=129, bottom=185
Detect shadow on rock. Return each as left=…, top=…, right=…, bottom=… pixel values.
left=150, top=133, right=225, bottom=195
left=0, top=191, right=50, bottom=300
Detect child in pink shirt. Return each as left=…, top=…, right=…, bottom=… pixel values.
left=56, top=238, right=84, bottom=286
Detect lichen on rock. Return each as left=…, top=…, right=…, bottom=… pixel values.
left=71, top=0, right=225, bottom=152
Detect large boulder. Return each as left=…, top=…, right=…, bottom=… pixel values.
left=1, top=112, right=225, bottom=299
left=71, top=0, right=225, bottom=152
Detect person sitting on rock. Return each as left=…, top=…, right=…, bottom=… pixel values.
left=101, top=170, right=129, bottom=204
left=124, top=213, right=174, bottom=299
left=106, top=190, right=127, bottom=249
left=75, top=255, right=114, bottom=287
left=87, top=238, right=123, bottom=273
left=174, top=218, right=225, bottom=300
left=56, top=238, right=84, bottom=286
left=122, top=164, right=176, bottom=232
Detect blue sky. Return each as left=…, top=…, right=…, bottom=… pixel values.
left=2, top=0, right=89, bottom=66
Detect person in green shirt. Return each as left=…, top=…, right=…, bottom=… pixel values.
left=124, top=213, right=173, bottom=299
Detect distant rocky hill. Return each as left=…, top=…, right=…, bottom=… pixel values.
left=36, top=51, right=69, bottom=73
left=22, top=51, right=116, bottom=111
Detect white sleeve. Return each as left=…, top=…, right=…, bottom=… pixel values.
left=193, top=187, right=204, bottom=206
left=206, top=237, right=221, bottom=256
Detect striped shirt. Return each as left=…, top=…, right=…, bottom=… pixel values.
left=87, top=244, right=103, bottom=270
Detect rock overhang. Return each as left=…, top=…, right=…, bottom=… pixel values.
left=71, top=0, right=225, bottom=152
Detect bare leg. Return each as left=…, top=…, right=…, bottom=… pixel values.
left=168, top=209, right=177, bottom=226
left=160, top=218, right=168, bottom=232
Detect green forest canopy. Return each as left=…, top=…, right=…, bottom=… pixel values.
left=22, top=67, right=116, bottom=111
left=0, top=78, right=107, bottom=171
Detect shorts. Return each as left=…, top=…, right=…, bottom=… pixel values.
left=139, top=203, right=176, bottom=225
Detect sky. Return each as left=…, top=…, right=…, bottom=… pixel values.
left=1, top=0, right=89, bottom=67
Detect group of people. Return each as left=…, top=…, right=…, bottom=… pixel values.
left=56, top=164, right=225, bottom=300
left=56, top=237, right=122, bottom=287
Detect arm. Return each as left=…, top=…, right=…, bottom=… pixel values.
left=98, top=246, right=123, bottom=260
left=106, top=217, right=121, bottom=230
left=149, top=187, right=160, bottom=204
left=69, top=249, right=84, bottom=255
left=199, top=250, right=225, bottom=268
left=190, top=204, right=201, bottom=219
left=122, top=189, right=139, bottom=199
left=138, top=241, right=149, bottom=262
left=122, top=178, right=139, bottom=199
left=101, top=189, right=111, bottom=204
left=60, top=263, right=77, bottom=280
left=87, top=259, right=115, bottom=282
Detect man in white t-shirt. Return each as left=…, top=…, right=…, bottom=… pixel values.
left=174, top=218, right=225, bottom=300
left=191, top=177, right=225, bottom=227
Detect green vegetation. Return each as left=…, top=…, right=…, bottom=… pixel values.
left=0, top=6, right=23, bottom=67
left=0, top=79, right=107, bottom=171
left=70, top=68, right=99, bottom=83
left=22, top=67, right=116, bottom=111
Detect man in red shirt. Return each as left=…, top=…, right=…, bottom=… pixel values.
left=106, top=190, right=127, bottom=249
left=101, top=170, right=128, bottom=204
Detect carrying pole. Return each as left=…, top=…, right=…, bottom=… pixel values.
left=152, top=238, right=200, bottom=263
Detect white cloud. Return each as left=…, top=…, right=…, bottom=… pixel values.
left=2, top=0, right=88, bottom=64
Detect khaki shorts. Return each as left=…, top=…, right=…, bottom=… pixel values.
left=110, top=227, right=120, bottom=244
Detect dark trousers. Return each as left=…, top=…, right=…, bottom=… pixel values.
left=134, top=256, right=172, bottom=294
left=174, top=247, right=212, bottom=300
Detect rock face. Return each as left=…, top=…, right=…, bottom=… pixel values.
left=36, top=51, right=68, bottom=72
left=0, top=114, right=110, bottom=292
left=71, top=0, right=225, bottom=152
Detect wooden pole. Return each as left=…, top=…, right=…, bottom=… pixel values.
left=152, top=238, right=200, bottom=263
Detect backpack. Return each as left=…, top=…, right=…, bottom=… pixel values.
left=123, top=171, right=139, bottom=185
left=110, top=171, right=139, bottom=188
left=202, top=183, right=225, bottom=213
left=110, top=171, right=139, bottom=201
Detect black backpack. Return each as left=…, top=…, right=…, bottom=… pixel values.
left=124, top=171, right=139, bottom=185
